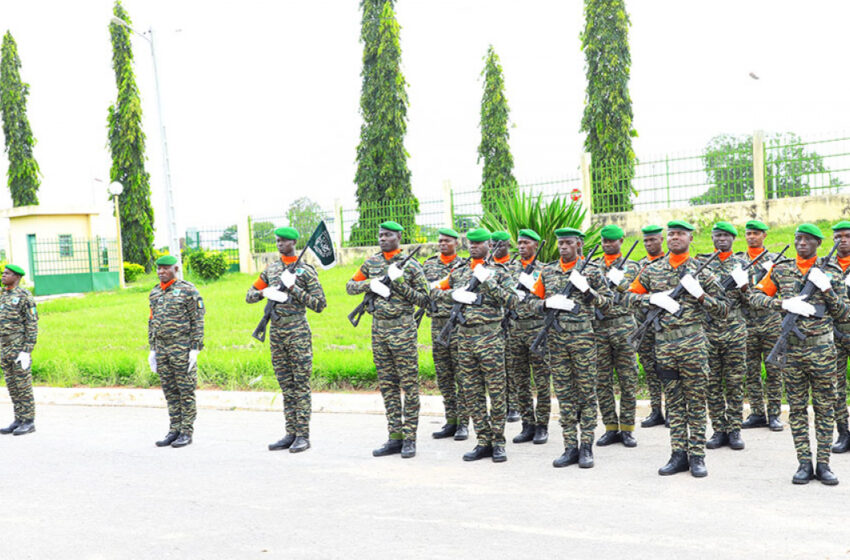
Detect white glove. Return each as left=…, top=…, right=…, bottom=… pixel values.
left=387, top=263, right=404, bottom=282
left=649, top=291, right=681, bottom=314
left=473, top=265, right=492, bottom=284
left=280, top=270, right=296, bottom=289
left=568, top=269, right=590, bottom=293
left=545, top=294, right=576, bottom=311
left=680, top=274, right=705, bottom=299
left=844, top=274, right=850, bottom=287
left=762, top=259, right=775, bottom=273
left=606, top=267, right=625, bottom=285
left=513, top=288, right=527, bottom=301
left=451, top=289, right=478, bottom=305
left=518, top=272, right=536, bottom=291
left=730, top=265, right=749, bottom=288
left=188, top=349, right=200, bottom=371
left=369, top=278, right=391, bottom=299
left=429, top=280, right=441, bottom=291
left=15, top=352, right=31, bottom=370
left=807, top=267, right=832, bottom=292
left=782, top=296, right=816, bottom=317
left=148, top=351, right=157, bottom=373
left=262, top=287, right=289, bottom=303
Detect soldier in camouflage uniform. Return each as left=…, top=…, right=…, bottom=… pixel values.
left=622, top=220, right=729, bottom=478
left=148, top=255, right=205, bottom=448
left=529, top=227, right=613, bottom=469
left=434, top=227, right=517, bottom=463
left=506, top=229, right=551, bottom=445
left=830, top=221, right=850, bottom=453
left=491, top=231, right=520, bottom=422
left=700, top=222, right=749, bottom=451
left=592, top=224, right=640, bottom=448
left=247, top=227, right=327, bottom=453
left=0, top=264, right=38, bottom=436
left=746, top=223, right=846, bottom=485
left=636, top=225, right=667, bottom=428
left=423, top=227, right=469, bottom=441
left=740, top=220, right=785, bottom=432
left=346, top=221, right=429, bottom=459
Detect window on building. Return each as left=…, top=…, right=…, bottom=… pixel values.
left=59, top=234, right=73, bottom=257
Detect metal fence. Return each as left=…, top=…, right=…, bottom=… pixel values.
left=185, top=226, right=240, bottom=272
left=765, top=134, right=850, bottom=199
left=249, top=211, right=336, bottom=254
left=30, top=237, right=119, bottom=275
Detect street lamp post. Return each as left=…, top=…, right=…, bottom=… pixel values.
left=108, top=181, right=126, bottom=288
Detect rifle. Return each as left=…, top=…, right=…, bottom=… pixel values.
left=627, top=250, right=720, bottom=348
left=595, top=239, right=640, bottom=320
left=765, top=243, right=839, bottom=366
left=529, top=243, right=601, bottom=357
left=751, top=244, right=790, bottom=285
left=347, top=245, right=423, bottom=327
left=252, top=243, right=310, bottom=342
left=415, top=256, right=470, bottom=327
left=506, top=240, right=547, bottom=323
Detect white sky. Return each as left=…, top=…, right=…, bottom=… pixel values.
left=0, top=1, right=847, bottom=244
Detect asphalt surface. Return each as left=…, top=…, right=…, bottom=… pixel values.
left=1, top=404, right=848, bottom=559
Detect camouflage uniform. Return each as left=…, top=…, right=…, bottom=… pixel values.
left=634, top=255, right=665, bottom=411
left=436, top=260, right=517, bottom=447
left=346, top=251, right=429, bottom=442
left=622, top=255, right=729, bottom=458
left=423, top=254, right=468, bottom=427
left=833, top=262, right=850, bottom=432
left=0, top=287, right=38, bottom=422
left=592, top=255, right=640, bottom=433
left=698, top=253, right=748, bottom=434
left=149, top=279, right=205, bottom=436
left=530, top=260, right=612, bottom=449
left=247, top=257, right=327, bottom=438
left=748, top=258, right=848, bottom=465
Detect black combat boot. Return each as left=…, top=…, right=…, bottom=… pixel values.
left=491, top=445, right=507, bottom=463
left=290, top=436, right=310, bottom=453
left=171, top=433, right=192, bottom=448
left=705, top=431, right=728, bottom=449
left=640, top=408, right=665, bottom=428
left=768, top=415, right=784, bottom=432
left=533, top=424, right=549, bottom=445
left=728, top=430, right=745, bottom=450
left=596, top=430, right=621, bottom=446
left=463, top=444, right=493, bottom=461
left=372, top=439, right=403, bottom=457
left=689, top=455, right=708, bottom=478
left=12, top=421, right=35, bottom=436
left=816, top=462, right=839, bottom=486
left=620, top=431, right=637, bottom=448
left=832, top=425, right=850, bottom=453
left=742, top=413, right=767, bottom=429
left=792, top=460, right=814, bottom=484
left=553, top=447, right=579, bottom=468
left=400, top=439, right=416, bottom=459
left=454, top=423, right=469, bottom=441
left=157, top=431, right=180, bottom=448
left=432, top=423, right=457, bottom=439
left=658, top=450, right=689, bottom=476
left=0, top=419, right=20, bottom=435
left=578, top=442, right=594, bottom=468
left=506, top=409, right=521, bottom=423
left=512, top=422, right=535, bottom=444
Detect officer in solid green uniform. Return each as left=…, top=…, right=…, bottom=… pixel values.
left=0, top=264, right=38, bottom=436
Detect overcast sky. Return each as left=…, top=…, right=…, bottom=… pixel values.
left=0, top=1, right=847, bottom=243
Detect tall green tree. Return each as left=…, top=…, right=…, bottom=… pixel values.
left=351, top=0, right=417, bottom=247
left=107, top=1, right=155, bottom=269
left=0, top=31, right=40, bottom=207
left=478, top=45, right=517, bottom=217
left=580, top=0, right=637, bottom=213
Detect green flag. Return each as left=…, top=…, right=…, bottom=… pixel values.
left=307, top=220, right=337, bottom=269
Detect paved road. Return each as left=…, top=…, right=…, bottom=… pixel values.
left=1, top=404, right=848, bottom=559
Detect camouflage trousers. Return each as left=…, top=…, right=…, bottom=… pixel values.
left=833, top=326, right=850, bottom=429
left=505, top=331, right=518, bottom=412
left=638, top=331, right=664, bottom=410
left=155, top=339, right=197, bottom=436
left=1, top=337, right=34, bottom=422
left=706, top=324, right=747, bottom=433
left=372, top=316, right=420, bottom=441
left=506, top=319, right=552, bottom=426
left=431, top=318, right=468, bottom=426
left=785, top=334, right=836, bottom=464
left=270, top=316, right=312, bottom=438
left=549, top=323, right=597, bottom=448
left=457, top=322, right=506, bottom=446
left=656, top=330, right=709, bottom=457
left=745, top=313, right=784, bottom=418
left=594, top=317, right=638, bottom=432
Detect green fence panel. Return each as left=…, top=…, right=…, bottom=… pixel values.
left=184, top=226, right=241, bottom=272
left=29, top=237, right=120, bottom=296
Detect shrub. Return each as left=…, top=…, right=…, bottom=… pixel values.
left=123, top=262, right=145, bottom=283
left=186, top=250, right=228, bottom=281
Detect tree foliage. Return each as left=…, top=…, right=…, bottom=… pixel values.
left=219, top=225, right=238, bottom=244
left=287, top=196, right=323, bottom=248
left=478, top=45, right=517, bottom=217
left=351, top=0, right=417, bottom=247
left=107, top=2, right=155, bottom=270
left=251, top=220, right=275, bottom=253
left=0, top=31, right=40, bottom=207
left=580, top=0, right=637, bottom=213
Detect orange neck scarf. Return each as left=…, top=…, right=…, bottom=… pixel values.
left=718, top=251, right=733, bottom=262
left=604, top=253, right=621, bottom=267
left=521, top=257, right=534, bottom=267
left=747, top=247, right=765, bottom=260
left=281, top=255, right=297, bottom=265
left=837, top=255, right=850, bottom=272
left=647, top=253, right=664, bottom=261
left=439, top=253, right=457, bottom=265
left=560, top=257, right=579, bottom=272
left=669, top=252, right=690, bottom=269
left=796, top=255, right=817, bottom=275
left=470, top=258, right=485, bottom=269
left=493, top=254, right=510, bottom=264
left=383, top=248, right=401, bottom=260
left=160, top=278, right=177, bottom=291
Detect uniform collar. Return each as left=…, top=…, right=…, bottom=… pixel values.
left=470, top=258, right=485, bottom=269
left=560, top=257, right=579, bottom=272
left=647, top=253, right=664, bottom=261
left=383, top=249, right=401, bottom=260
left=439, top=253, right=457, bottom=265
left=281, top=255, right=298, bottom=265
left=747, top=247, right=765, bottom=260
left=718, top=251, right=733, bottom=261
left=159, top=278, right=177, bottom=291
left=493, top=254, right=510, bottom=264
left=669, top=252, right=689, bottom=269
left=604, top=253, right=620, bottom=267
left=838, top=255, right=850, bottom=272
left=796, top=255, right=817, bottom=274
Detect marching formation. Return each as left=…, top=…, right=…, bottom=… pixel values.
left=3, top=218, right=850, bottom=487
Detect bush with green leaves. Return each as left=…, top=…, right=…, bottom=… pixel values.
left=185, top=250, right=228, bottom=281
left=123, top=262, right=145, bottom=283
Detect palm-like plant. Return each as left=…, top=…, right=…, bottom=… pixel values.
left=480, top=191, right=601, bottom=263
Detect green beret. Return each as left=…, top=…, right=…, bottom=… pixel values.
left=437, top=227, right=459, bottom=239
left=667, top=220, right=695, bottom=232
left=745, top=220, right=769, bottom=232
left=641, top=225, right=663, bottom=235
left=600, top=224, right=625, bottom=240
left=274, top=227, right=299, bottom=240
left=554, top=227, right=584, bottom=239
left=712, top=221, right=737, bottom=237
left=517, top=228, right=541, bottom=242
left=491, top=231, right=511, bottom=242
left=155, top=255, right=178, bottom=266
left=5, top=264, right=24, bottom=277
left=796, top=223, right=825, bottom=240
left=379, top=220, right=404, bottom=232
left=466, top=228, right=491, bottom=242
left=832, top=221, right=850, bottom=232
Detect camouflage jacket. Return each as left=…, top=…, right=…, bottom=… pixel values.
left=0, top=286, right=38, bottom=352
left=506, top=257, right=546, bottom=321
left=346, top=251, right=429, bottom=320
left=246, top=256, right=327, bottom=318
left=148, top=279, right=206, bottom=350
left=528, top=259, right=613, bottom=324
left=835, top=261, right=850, bottom=330
left=697, top=252, right=748, bottom=335
left=591, top=254, right=640, bottom=321
left=632, top=254, right=665, bottom=324
left=422, top=254, right=468, bottom=319
left=736, top=247, right=785, bottom=322
left=434, top=259, right=517, bottom=326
